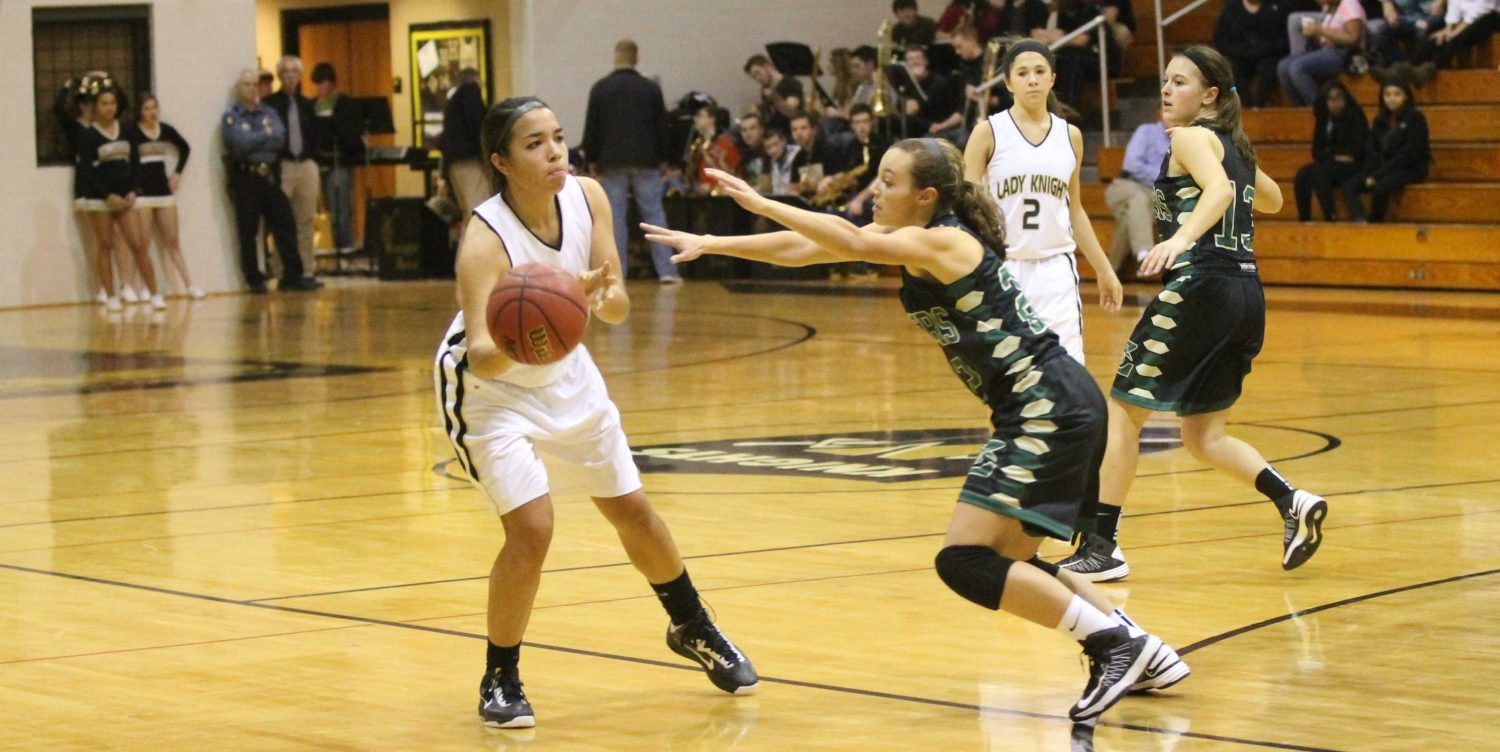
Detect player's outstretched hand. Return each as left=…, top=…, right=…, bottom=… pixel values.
left=1140, top=236, right=1190, bottom=277
left=705, top=168, right=768, bottom=214
left=641, top=223, right=710, bottom=265
left=579, top=259, right=617, bottom=312
left=1097, top=268, right=1123, bottom=313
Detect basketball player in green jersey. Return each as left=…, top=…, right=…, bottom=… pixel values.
left=1057, top=46, right=1328, bottom=582
left=644, top=141, right=1189, bottom=723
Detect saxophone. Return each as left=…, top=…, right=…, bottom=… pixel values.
left=811, top=144, right=870, bottom=207
left=871, top=20, right=892, bottom=118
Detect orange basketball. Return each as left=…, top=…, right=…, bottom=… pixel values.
left=486, top=263, right=590, bottom=365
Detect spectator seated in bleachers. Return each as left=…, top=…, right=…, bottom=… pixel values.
left=892, top=0, right=940, bottom=48
left=1278, top=0, right=1367, bottom=106
left=897, top=45, right=967, bottom=142
left=733, top=112, right=770, bottom=192
left=744, top=54, right=805, bottom=135
left=1215, top=0, right=1293, bottom=108
left=1367, top=0, right=1443, bottom=66
left=1342, top=77, right=1430, bottom=222
left=1295, top=81, right=1370, bottom=220
left=1104, top=110, right=1170, bottom=272
left=1411, top=0, right=1499, bottom=84
left=1031, top=0, right=1120, bottom=114
left=686, top=104, right=743, bottom=196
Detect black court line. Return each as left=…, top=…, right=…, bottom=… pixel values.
left=0, top=560, right=1333, bottom=751
left=601, top=311, right=816, bottom=377
left=0, top=358, right=386, bottom=400
left=246, top=474, right=1500, bottom=604
left=0, top=486, right=472, bottom=529
left=246, top=531, right=944, bottom=603
left=1178, top=567, right=1500, bottom=657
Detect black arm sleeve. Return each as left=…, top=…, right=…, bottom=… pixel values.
left=161, top=123, right=192, bottom=173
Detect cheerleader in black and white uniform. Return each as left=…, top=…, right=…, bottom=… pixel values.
left=133, top=93, right=202, bottom=299
left=58, top=74, right=135, bottom=306
left=76, top=81, right=162, bottom=310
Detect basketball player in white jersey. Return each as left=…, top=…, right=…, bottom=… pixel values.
left=962, top=40, right=1123, bottom=364
left=434, top=97, right=757, bottom=729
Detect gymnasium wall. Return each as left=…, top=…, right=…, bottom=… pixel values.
left=254, top=0, right=513, bottom=197
left=0, top=0, right=256, bottom=308
left=512, top=0, right=895, bottom=143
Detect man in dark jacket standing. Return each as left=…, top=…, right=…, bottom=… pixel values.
left=440, top=67, right=488, bottom=237
left=263, top=56, right=322, bottom=283
left=581, top=39, right=678, bottom=283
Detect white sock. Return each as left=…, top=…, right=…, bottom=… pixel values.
left=1057, top=596, right=1118, bottom=641
left=1113, top=608, right=1146, bottom=637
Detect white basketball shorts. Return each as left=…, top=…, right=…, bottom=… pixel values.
left=1003, top=253, right=1085, bottom=364
left=434, top=335, right=642, bottom=515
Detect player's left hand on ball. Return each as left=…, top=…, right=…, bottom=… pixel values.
left=641, top=222, right=709, bottom=264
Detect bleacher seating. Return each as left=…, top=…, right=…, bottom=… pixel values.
left=1081, top=0, right=1500, bottom=290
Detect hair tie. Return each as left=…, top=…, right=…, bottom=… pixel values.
left=1230, top=86, right=1238, bottom=94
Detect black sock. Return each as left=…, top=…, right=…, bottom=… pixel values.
left=1095, top=504, right=1123, bottom=542
left=651, top=570, right=705, bottom=626
left=486, top=640, right=519, bottom=675
left=1256, top=467, right=1296, bottom=514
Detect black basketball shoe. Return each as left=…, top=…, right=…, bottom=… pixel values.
left=1057, top=532, right=1131, bottom=582
left=1279, top=490, right=1328, bottom=570
left=666, top=613, right=759, bottom=695
left=1070, top=626, right=1161, bottom=722
left=478, top=669, right=535, bottom=728
left=1129, top=640, right=1191, bottom=693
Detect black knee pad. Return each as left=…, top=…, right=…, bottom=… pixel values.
left=934, top=545, right=1014, bottom=611
left=1028, top=555, right=1061, bottom=578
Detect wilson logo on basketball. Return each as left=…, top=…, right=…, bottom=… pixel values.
left=632, top=428, right=1185, bottom=483
left=525, top=326, right=554, bottom=362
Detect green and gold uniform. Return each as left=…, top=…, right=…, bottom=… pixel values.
left=1113, top=123, right=1266, bottom=415
left=901, top=212, right=1107, bottom=540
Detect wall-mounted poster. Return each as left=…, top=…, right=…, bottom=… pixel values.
left=408, top=20, right=490, bottom=150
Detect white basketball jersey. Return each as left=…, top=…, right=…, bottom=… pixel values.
left=443, top=175, right=596, bottom=389
left=984, top=111, right=1077, bottom=260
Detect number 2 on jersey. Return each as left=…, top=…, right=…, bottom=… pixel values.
left=1021, top=198, right=1040, bottom=231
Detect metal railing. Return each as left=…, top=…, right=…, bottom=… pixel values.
left=972, top=15, right=1114, bottom=146
left=1154, top=0, right=1215, bottom=84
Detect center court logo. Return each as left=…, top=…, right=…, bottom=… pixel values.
left=631, top=427, right=1183, bottom=483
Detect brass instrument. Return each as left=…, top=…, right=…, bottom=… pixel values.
left=975, top=37, right=1004, bottom=122
left=871, top=20, right=892, bottom=118
left=811, top=144, right=870, bottom=207
left=689, top=132, right=732, bottom=196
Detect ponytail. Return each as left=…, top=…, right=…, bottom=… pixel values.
left=1178, top=45, right=1258, bottom=173
left=950, top=179, right=1007, bottom=259
left=894, top=138, right=1007, bottom=257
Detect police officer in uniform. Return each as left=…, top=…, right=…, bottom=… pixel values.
left=222, top=69, right=315, bottom=292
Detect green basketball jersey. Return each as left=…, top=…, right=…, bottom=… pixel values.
left=1153, top=123, right=1259, bottom=275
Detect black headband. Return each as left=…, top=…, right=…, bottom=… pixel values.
left=1006, top=39, right=1054, bottom=67
left=1178, top=48, right=1223, bottom=93
left=498, top=100, right=548, bottom=146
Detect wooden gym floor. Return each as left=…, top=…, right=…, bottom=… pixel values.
left=1, top=279, right=1497, bottom=751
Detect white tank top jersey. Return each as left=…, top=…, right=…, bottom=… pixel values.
left=984, top=111, right=1077, bottom=260
left=443, top=174, right=596, bottom=389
